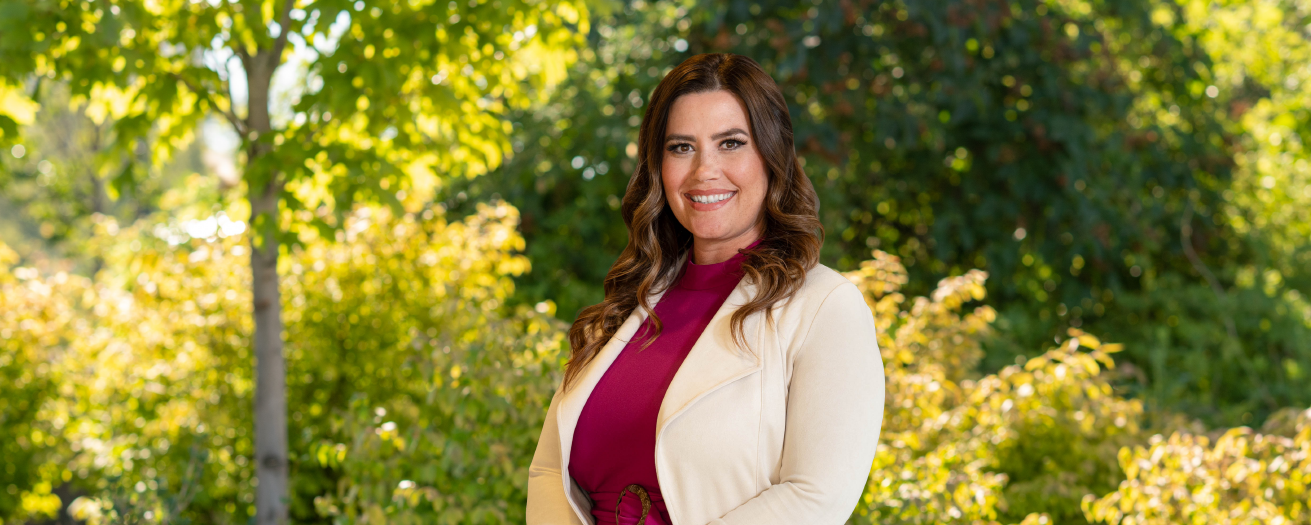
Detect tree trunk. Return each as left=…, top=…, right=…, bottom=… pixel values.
left=245, top=50, right=288, bottom=525
left=88, top=121, right=106, bottom=277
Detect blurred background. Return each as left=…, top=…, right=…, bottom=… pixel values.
left=2, top=0, right=1310, bottom=523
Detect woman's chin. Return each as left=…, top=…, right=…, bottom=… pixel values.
left=688, top=227, right=745, bottom=244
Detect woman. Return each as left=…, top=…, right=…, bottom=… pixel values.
left=527, top=53, right=884, bottom=525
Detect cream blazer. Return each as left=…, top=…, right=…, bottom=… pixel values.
left=527, top=261, right=885, bottom=525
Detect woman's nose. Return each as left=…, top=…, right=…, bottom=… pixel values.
left=693, top=153, right=721, bottom=182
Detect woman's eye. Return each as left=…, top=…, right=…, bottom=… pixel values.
left=722, top=139, right=744, bottom=149
left=667, top=143, right=692, bottom=154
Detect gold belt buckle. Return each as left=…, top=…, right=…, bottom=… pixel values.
left=614, top=484, right=652, bottom=525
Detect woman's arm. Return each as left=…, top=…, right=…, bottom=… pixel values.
left=527, top=387, right=589, bottom=525
left=709, top=282, right=885, bottom=525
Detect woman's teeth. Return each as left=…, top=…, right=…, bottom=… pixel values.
left=690, top=192, right=733, bottom=204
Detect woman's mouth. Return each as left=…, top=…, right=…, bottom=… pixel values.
left=685, top=191, right=737, bottom=211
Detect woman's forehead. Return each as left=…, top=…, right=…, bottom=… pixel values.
left=665, top=90, right=752, bottom=137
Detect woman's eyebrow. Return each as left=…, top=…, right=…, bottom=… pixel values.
left=711, top=128, right=749, bottom=140
left=664, top=128, right=750, bottom=143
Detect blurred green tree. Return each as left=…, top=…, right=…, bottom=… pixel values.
left=1152, top=0, right=1311, bottom=424
left=447, top=0, right=1311, bottom=427
left=1, top=0, right=587, bottom=522
left=0, top=83, right=212, bottom=275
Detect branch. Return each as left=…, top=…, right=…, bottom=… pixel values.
left=169, top=446, right=205, bottom=519
left=219, top=0, right=255, bottom=61
left=1181, top=202, right=1238, bottom=343
left=171, top=71, right=245, bottom=133
left=271, top=0, right=296, bottom=63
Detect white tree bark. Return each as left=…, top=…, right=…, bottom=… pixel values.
left=245, top=46, right=288, bottom=525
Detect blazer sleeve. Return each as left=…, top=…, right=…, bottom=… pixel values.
left=527, top=386, right=589, bottom=525
left=708, top=281, right=885, bottom=525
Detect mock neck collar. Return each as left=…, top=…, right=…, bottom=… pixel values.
left=677, top=238, right=762, bottom=291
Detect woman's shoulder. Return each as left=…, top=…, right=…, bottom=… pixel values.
left=800, top=262, right=860, bottom=300
left=772, top=262, right=875, bottom=355
left=773, top=262, right=862, bottom=316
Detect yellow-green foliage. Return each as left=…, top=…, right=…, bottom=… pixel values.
left=846, top=251, right=1142, bottom=524
left=284, top=203, right=566, bottom=524
left=5, top=217, right=1310, bottom=524
left=1, top=202, right=566, bottom=524
left=1084, top=408, right=1311, bottom=524
left=0, top=244, right=68, bottom=520
left=845, top=250, right=1311, bottom=524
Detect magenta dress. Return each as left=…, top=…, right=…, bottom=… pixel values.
left=568, top=242, right=758, bottom=525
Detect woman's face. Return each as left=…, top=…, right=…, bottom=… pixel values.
left=660, top=90, right=769, bottom=257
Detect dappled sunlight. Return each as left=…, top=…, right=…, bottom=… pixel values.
left=3, top=0, right=1311, bottom=522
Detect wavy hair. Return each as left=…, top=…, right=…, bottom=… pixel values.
left=562, top=53, right=823, bottom=392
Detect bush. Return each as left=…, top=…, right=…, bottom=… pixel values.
left=846, top=251, right=1142, bottom=523
left=4, top=202, right=566, bottom=524
left=0, top=243, right=68, bottom=521
left=1083, top=408, right=1311, bottom=524
left=7, top=224, right=1309, bottom=524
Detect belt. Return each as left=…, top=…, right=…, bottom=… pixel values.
left=616, top=484, right=652, bottom=525
left=589, top=485, right=667, bottom=525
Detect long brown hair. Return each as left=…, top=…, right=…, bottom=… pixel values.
left=562, top=53, right=823, bottom=392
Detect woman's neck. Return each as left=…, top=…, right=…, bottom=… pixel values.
left=691, top=225, right=764, bottom=265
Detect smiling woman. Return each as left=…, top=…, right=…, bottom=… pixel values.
left=527, top=54, right=885, bottom=525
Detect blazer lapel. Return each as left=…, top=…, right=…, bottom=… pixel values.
left=556, top=286, right=669, bottom=475
left=553, top=262, right=766, bottom=488
left=655, top=277, right=764, bottom=437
